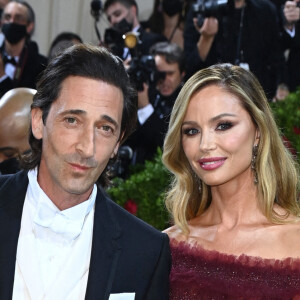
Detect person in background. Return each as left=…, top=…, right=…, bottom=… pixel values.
left=143, top=0, right=187, bottom=49
left=0, top=87, right=35, bottom=174
left=0, top=44, right=171, bottom=299
left=124, top=41, right=185, bottom=166
left=281, top=0, right=300, bottom=92
left=48, top=31, right=82, bottom=61
left=272, top=82, right=290, bottom=102
left=0, top=0, right=47, bottom=97
left=184, top=0, right=285, bottom=98
left=163, top=63, right=300, bottom=298
left=103, top=0, right=166, bottom=60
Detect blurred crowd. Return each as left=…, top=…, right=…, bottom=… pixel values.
left=0, top=0, right=299, bottom=177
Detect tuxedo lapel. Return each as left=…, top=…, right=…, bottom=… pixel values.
left=0, top=171, right=28, bottom=299
left=85, top=188, right=122, bottom=300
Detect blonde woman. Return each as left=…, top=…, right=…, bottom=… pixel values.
left=163, top=63, right=300, bottom=299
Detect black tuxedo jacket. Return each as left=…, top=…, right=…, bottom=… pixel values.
left=0, top=171, right=171, bottom=299
left=0, top=40, right=47, bottom=98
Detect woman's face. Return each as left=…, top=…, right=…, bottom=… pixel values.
left=181, top=84, right=259, bottom=187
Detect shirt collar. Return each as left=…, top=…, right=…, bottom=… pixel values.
left=27, top=168, right=97, bottom=240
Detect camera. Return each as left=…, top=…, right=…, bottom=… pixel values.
left=193, top=0, right=228, bottom=27
left=127, top=52, right=166, bottom=92
left=105, top=26, right=165, bottom=91
left=107, top=146, right=133, bottom=179
left=124, top=33, right=166, bottom=91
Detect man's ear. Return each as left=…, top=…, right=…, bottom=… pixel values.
left=130, top=5, right=137, bottom=17
left=26, top=22, right=34, bottom=35
left=110, top=131, right=125, bottom=159
left=31, top=107, right=43, bottom=140
left=181, top=71, right=186, bottom=81
left=111, top=141, right=120, bottom=159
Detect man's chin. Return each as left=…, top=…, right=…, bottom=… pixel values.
left=161, top=90, right=172, bottom=97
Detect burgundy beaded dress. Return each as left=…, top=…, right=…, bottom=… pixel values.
left=170, top=239, right=300, bottom=300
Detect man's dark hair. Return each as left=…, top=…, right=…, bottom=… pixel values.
left=10, top=0, right=35, bottom=23
left=150, top=41, right=185, bottom=73
left=22, top=43, right=137, bottom=185
left=48, top=31, right=83, bottom=60
left=104, top=0, right=138, bottom=13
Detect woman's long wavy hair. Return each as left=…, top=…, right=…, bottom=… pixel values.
left=162, top=63, right=300, bottom=234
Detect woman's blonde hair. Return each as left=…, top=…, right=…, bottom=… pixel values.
left=162, top=63, right=300, bottom=234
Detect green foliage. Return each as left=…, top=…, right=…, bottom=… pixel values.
left=107, top=149, right=171, bottom=230
left=270, top=88, right=300, bottom=157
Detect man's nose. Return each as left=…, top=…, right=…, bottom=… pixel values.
left=110, top=16, right=118, bottom=26
left=75, top=128, right=95, bottom=158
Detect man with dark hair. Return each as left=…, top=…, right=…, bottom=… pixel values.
left=0, top=43, right=170, bottom=299
left=124, top=41, right=185, bottom=165
left=104, top=0, right=166, bottom=59
left=0, top=0, right=47, bottom=97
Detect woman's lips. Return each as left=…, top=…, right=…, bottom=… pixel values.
left=198, top=157, right=227, bottom=170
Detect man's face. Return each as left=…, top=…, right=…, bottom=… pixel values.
left=2, top=2, right=33, bottom=34
left=105, top=2, right=136, bottom=27
left=155, top=54, right=184, bottom=97
left=31, top=76, right=123, bottom=203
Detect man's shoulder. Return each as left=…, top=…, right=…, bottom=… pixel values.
left=98, top=187, right=167, bottom=241
left=0, top=170, right=23, bottom=186
left=27, top=40, right=48, bottom=65
left=0, top=170, right=28, bottom=198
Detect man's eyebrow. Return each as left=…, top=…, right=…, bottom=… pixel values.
left=59, top=110, right=119, bottom=129
left=60, top=109, right=86, bottom=116
left=102, top=114, right=119, bottom=130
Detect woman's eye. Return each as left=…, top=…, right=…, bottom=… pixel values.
left=216, top=122, right=233, bottom=131
left=183, top=128, right=199, bottom=136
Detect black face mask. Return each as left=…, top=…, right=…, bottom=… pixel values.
left=162, top=0, right=183, bottom=17
left=2, top=23, right=27, bottom=44
left=113, top=18, right=133, bottom=35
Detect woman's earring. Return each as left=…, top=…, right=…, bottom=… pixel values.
left=194, top=172, right=202, bottom=192
left=251, top=144, right=258, bottom=184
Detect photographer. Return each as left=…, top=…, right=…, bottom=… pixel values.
left=124, top=41, right=186, bottom=166
left=184, top=0, right=285, bottom=98
left=280, top=0, right=300, bottom=91
left=103, top=0, right=166, bottom=60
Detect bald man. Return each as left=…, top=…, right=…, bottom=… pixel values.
left=0, top=87, right=36, bottom=173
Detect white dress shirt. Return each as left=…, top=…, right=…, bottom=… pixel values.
left=0, top=54, right=19, bottom=83
left=12, top=168, right=96, bottom=300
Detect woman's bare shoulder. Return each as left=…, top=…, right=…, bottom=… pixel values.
left=163, top=225, right=187, bottom=242
left=279, top=220, right=300, bottom=255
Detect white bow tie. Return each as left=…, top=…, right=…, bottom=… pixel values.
left=33, top=201, right=85, bottom=241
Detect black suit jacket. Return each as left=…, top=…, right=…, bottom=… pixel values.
left=0, top=40, right=48, bottom=97
left=0, top=171, right=171, bottom=300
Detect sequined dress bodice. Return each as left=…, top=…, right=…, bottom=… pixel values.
left=170, top=239, right=300, bottom=300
